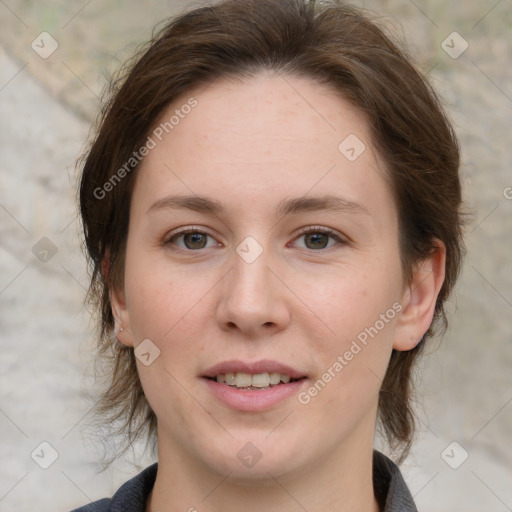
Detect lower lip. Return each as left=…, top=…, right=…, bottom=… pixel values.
left=203, top=378, right=307, bottom=412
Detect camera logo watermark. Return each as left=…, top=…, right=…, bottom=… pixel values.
left=135, top=338, right=161, bottom=366
left=31, top=441, right=59, bottom=469
left=236, top=236, right=263, bottom=264
left=31, top=32, right=59, bottom=59
left=441, top=441, right=469, bottom=469
left=441, top=32, right=469, bottom=59
left=93, top=97, right=198, bottom=200
left=32, top=237, right=58, bottom=263
left=298, top=302, right=402, bottom=405
left=237, top=441, right=263, bottom=468
left=338, top=134, right=366, bottom=162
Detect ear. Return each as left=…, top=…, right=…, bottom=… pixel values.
left=393, top=240, right=446, bottom=351
left=103, top=251, right=135, bottom=348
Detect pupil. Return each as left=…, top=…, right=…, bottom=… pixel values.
left=185, top=233, right=206, bottom=249
left=306, top=233, right=328, bottom=249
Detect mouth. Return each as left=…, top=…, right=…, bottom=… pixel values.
left=205, top=372, right=305, bottom=390
left=201, top=360, right=308, bottom=411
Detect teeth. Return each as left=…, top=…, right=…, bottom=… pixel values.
left=235, top=373, right=252, bottom=387
left=269, top=372, right=281, bottom=385
left=251, top=373, right=270, bottom=388
left=213, top=372, right=295, bottom=388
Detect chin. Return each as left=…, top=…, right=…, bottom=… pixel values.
left=201, top=437, right=307, bottom=483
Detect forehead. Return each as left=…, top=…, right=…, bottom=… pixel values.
left=132, top=72, right=395, bottom=223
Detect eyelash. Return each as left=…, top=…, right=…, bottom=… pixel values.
left=291, top=226, right=348, bottom=250
left=164, top=225, right=349, bottom=252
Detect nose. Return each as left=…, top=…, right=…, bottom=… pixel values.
left=215, top=248, right=291, bottom=337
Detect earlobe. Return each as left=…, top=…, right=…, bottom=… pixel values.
left=104, top=250, right=135, bottom=348
left=393, top=240, right=446, bottom=351
left=110, top=284, right=135, bottom=347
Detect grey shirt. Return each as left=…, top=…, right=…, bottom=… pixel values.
left=70, top=451, right=417, bottom=512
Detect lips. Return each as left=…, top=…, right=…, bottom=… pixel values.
left=202, top=360, right=308, bottom=411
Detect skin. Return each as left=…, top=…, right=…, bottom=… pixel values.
left=112, top=72, right=445, bottom=512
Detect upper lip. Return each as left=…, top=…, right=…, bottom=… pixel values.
left=202, top=359, right=307, bottom=380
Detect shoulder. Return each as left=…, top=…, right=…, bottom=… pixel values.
left=69, top=463, right=158, bottom=512
left=70, top=498, right=111, bottom=512
left=373, top=451, right=417, bottom=512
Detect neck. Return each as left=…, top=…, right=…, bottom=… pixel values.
left=146, top=429, right=380, bottom=512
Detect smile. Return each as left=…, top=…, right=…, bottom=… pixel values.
left=210, top=372, right=299, bottom=389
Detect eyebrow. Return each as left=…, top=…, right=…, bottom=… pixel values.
left=276, top=195, right=370, bottom=217
left=146, top=194, right=369, bottom=216
left=147, top=195, right=222, bottom=215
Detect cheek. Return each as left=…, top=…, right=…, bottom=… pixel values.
left=295, top=261, right=400, bottom=401
left=123, top=247, right=207, bottom=340
left=123, top=257, right=215, bottom=403
left=299, top=265, right=398, bottom=344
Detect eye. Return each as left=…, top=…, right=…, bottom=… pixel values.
left=164, top=226, right=347, bottom=251
left=164, top=228, right=219, bottom=250
left=291, top=227, right=346, bottom=250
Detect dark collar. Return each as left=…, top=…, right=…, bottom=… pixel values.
left=373, top=451, right=418, bottom=511
left=99, top=451, right=416, bottom=512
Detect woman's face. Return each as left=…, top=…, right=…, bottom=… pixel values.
left=113, top=73, right=429, bottom=480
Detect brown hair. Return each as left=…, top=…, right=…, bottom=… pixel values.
left=79, top=0, right=464, bottom=465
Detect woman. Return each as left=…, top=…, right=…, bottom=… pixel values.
left=73, top=0, right=464, bottom=510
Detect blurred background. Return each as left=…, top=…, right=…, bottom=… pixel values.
left=0, top=0, right=511, bottom=510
